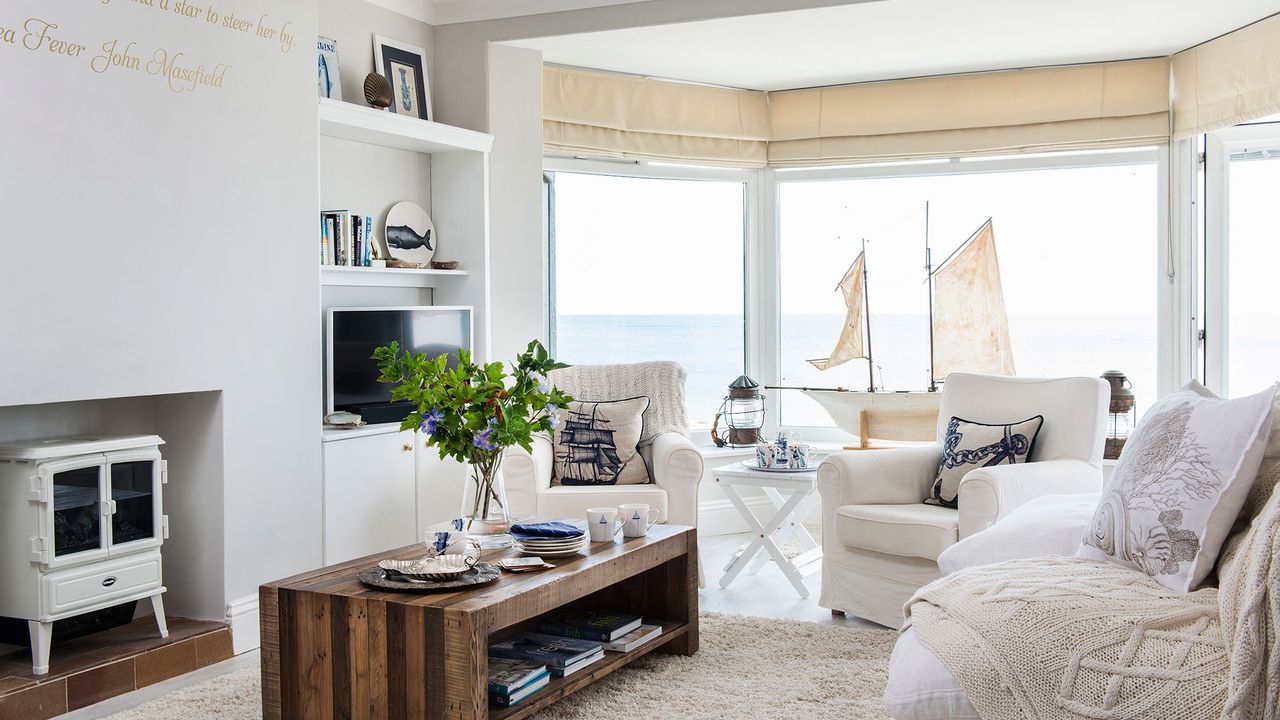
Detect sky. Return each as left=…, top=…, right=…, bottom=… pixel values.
left=552, top=160, right=1159, bottom=318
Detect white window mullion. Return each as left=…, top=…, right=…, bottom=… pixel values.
left=1202, top=133, right=1230, bottom=395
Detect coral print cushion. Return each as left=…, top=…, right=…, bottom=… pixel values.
left=1078, top=380, right=1278, bottom=592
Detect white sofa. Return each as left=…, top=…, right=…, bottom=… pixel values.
left=818, top=373, right=1109, bottom=628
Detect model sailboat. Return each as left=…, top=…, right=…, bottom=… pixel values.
left=792, top=207, right=1015, bottom=443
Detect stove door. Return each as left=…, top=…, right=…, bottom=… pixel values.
left=106, top=449, right=164, bottom=556
left=36, top=456, right=109, bottom=569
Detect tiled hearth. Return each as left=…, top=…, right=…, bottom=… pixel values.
left=0, top=617, right=232, bottom=719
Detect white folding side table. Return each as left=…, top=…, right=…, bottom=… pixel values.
left=712, top=461, right=822, bottom=598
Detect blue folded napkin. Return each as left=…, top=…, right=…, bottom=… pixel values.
left=509, top=521, right=585, bottom=539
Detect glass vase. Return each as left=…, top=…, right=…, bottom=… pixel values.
left=461, top=460, right=512, bottom=549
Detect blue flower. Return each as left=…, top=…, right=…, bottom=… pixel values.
left=473, top=419, right=499, bottom=451
left=537, top=379, right=550, bottom=394
left=420, top=408, right=444, bottom=435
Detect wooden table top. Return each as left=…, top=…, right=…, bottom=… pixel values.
left=262, top=524, right=694, bottom=615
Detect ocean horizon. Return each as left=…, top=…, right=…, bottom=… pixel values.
left=554, top=313, right=1166, bottom=427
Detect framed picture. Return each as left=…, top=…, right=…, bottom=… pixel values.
left=373, top=35, right=431, bottom=121
left=317, top=36, right=342, bottom=101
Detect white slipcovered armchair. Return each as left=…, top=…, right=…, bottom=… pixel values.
left=818, top=373, right=1108, bottom=628
left=502, top=361, right=704, bottom=528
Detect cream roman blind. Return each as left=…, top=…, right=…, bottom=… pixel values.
left=543, top=65, right=771, bottom=168
left=1172, top=14, right=1280, bottom=139
left=767, top=58, right=1170, bottom=166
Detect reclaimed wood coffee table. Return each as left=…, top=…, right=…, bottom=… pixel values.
left=260, top=524, right=698, bottom=720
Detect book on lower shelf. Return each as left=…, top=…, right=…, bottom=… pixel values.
left=488, top=658, right=549, bottom=708
left=535, top=610, right=643, bottom=642
left=489, top=633, right=605, bottom=678
left=605, top=623, right=663, bottom=653
left=320, top=209, right=376, bottom=268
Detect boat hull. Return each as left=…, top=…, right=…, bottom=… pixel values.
left=802, top=390, right=942, bottom=444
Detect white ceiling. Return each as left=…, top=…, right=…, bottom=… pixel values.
left=366, top=0, right=653, bottom=26
left=509, top=0, right=1280, bottom=90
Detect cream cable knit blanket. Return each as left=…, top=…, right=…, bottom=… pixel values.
left=549, top=361, right=689, bottom=445
left=903, top=466, right=1280, bottom=720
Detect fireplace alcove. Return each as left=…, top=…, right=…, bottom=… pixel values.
left=0, top=391, right=226, bottom=665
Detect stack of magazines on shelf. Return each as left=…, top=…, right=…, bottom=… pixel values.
left=535, top=610, right=662, bottom=652
left=487, top=658, right=550, bottom=709
left=486, top=610, right=666, bottom=707
left=320, top=209, right=375, bottom=267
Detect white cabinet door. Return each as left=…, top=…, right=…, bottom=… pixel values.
left=323, top=430, right=417, bottom=565
left=415, top=439, right=468, bottom=532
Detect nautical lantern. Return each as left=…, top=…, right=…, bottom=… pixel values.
left=712, top=375, right=765, bottom=448
left=1101, top=370, right=1136, bottom=460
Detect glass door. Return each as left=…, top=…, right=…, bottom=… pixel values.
left=106, top=449, right=163, bottom=554
left=39, top=457, right=109, bottom=568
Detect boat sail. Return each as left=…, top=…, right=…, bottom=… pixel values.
left=782, top=209, right=1015, bottom=444
left=931, top=219, right=1015, bottom=379
left=808, top=248, right=869, bottom=376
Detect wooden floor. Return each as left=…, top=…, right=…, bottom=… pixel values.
left=0, top=616, right=233, bottom=720
left=61, top=530, right=878, bottom=718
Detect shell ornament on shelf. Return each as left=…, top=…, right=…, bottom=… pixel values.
left=363, top=72, right=393, bottom=109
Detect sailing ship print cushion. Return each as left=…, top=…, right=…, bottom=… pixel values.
left=552, top=397, right=651, bottom=486
left=927, top=415, right=1044, bottom=509
left=1078, top=381, right=1277, bottom=592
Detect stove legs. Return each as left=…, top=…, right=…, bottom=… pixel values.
left=29, top=620, right=52, bottom=676
left=151, top=593, right=169, bottom=638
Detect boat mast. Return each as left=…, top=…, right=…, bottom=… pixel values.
left=862, top=237, right=875, bottom=393
left=925, top=202, right=937, bottom=392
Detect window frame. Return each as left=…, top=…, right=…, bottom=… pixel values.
left=1201, top=121, right=1280, bottom=396
left=766, top=149, right=1170, bottom=441
left=542, top=157, right=759, bottom=442
left=545, top=149, right=1174, bottom=445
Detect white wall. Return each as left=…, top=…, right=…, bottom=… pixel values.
left=0, top=0, right=321, bottom=614
left=486, top=44, right=547, bottom=364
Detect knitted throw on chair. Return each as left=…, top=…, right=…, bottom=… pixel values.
left=549, top=361, right=689, bottom=445
left=903, top=464, right=1280, bottom=720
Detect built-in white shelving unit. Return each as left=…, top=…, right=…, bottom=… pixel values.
left=316, top=95, right=488, bottom=566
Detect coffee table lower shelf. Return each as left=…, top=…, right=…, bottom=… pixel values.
left=491, top=620, right=688, bottom=720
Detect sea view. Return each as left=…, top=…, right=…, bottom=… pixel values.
left=556, top=313, right=1162, bottom=428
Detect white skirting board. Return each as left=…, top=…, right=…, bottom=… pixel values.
left=225, top=594, right=259, bottom=655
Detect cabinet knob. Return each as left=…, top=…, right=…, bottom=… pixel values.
left=402, top=442, right=413, bottom=453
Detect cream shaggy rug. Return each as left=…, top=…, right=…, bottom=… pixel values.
left=105, top=612, right=894, bottom=720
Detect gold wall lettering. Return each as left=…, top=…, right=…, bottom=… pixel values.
left=5, top=1, right=297, bottom=94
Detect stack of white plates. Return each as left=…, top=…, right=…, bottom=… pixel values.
left=512, top=531, right=588, bottom=558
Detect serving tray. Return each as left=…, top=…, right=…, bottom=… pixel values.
left=357, top=562, right=501, bottom=592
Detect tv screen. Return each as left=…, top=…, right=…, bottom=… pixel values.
left=328, top=306, right=472, bottom=419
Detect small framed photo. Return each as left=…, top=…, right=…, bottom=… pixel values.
left=373, top=35, right=431, bottom=121
left=317, top=36, right=342, bottom=100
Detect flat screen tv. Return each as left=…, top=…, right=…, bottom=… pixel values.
left=326, top=306, right=473, bottom=424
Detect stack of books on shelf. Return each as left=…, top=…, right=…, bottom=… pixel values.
left=320, top=209, right=375, bottom=267
left=489, top=633, right=604, bottom=684
left=535, top=610, right=663, bottom=650
left=487, top=658, right=549, bottom=709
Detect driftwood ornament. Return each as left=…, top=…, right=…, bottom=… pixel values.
left=363, top=72, right=392, bottom=109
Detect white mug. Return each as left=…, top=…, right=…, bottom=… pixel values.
left=586, top=507, right=625, bottom=542
left=619, top=503, right=660, bottom=538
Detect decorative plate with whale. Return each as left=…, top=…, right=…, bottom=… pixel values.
left=384, top=201, right=436, bottom=265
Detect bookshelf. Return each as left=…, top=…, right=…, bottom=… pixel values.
left=316, top=96, right=493, bottom=568
left=316, top=97, right=493, bottom=361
